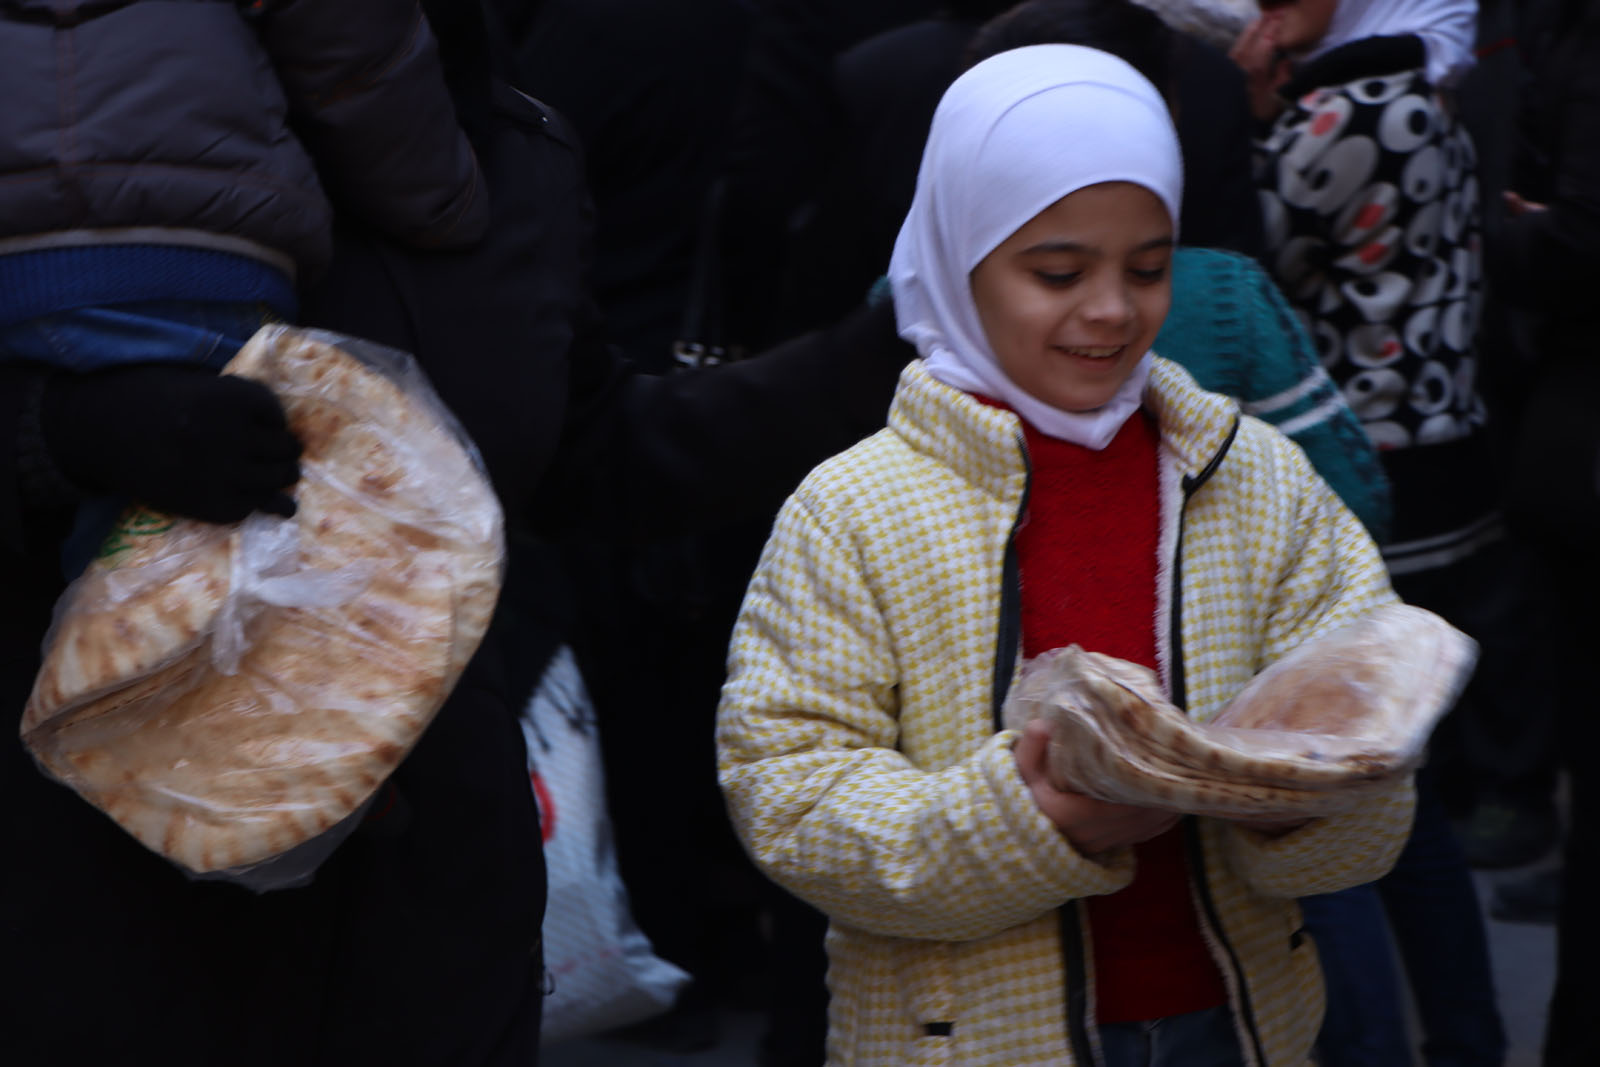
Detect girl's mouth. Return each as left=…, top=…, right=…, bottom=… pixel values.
left=1057, top=344, right=1125, bottom=360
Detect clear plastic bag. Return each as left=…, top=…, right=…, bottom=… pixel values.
left=21, top=326, right=505, bottom=890
left=1003, top=604, right=1476, bottom=819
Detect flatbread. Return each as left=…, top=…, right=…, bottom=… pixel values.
left=23, top=514, right=231, bottom=733
left=22, top=326, right=504, bottom=873
left=1005, top=604, right=1474, bottom=818
left=1041, top=699, right=1382, bottom=818
left=1213, top=603, right=1475, bottom=761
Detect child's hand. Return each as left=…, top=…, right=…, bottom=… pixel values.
left=1229, top=14, right=1293, bottom=122
left=1014, top=720, right=1180, bottom=856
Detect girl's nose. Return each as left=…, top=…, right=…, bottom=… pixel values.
left=1081, top=275, right=1134, bottom=329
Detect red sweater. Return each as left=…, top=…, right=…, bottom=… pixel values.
left=1015, top=411, right=1227, bottom=1025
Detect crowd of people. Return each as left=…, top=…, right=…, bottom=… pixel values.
left=1, top=1, right=1594, bottom=1066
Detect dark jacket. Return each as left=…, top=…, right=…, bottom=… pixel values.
left=1487, top=0, right=1600, bottom=546
left=0, top=0, right=488, bottom=281
left=0, top=80, right=908, bottom=1067
left=494, top=0, right=753, bottom=369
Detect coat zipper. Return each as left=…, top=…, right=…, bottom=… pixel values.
left=988, top=435, right=1105, bottom=1065
left=1169, top=417, right=1266, bottom=1066
left=1005, top=416, right=1246, bottom=1065
left=989, top=435, right=1030, bottom=730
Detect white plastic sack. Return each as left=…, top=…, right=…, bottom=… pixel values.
left=521, top=646, right=690, bottom=1046
left=1128, top=0, right=1260, bottom=50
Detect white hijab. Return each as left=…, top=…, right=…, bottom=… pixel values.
left=1307, top=0, right=1479, bottom=87
left=888, top=45, right=1183, bottom=448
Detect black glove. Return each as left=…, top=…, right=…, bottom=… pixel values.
left=40, top=362, right=303, bottom=524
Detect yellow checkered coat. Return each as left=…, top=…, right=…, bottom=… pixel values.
left=718, top=358, right=1415, bottom=1066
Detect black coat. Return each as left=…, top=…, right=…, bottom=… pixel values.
left=0, top=84, right=907, bottom=1067
left=492, top=0, right=754, bottom=370
left=1488, top=0, right=1600, bottom=544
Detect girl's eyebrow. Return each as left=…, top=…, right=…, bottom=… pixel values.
left=1020, top=236, right=1175, bottom=255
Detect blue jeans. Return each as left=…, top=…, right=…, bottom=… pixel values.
left=1301, top=764, right=1507, bottom=1067
left=0, top=300, right=269, bottom=575
left=1099, top=1006, right=1245, bottom=1067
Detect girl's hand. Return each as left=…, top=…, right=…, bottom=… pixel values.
left=1015, top=720, right=1180, bottom=856
left=1229, top=14, right=1293, bottom=122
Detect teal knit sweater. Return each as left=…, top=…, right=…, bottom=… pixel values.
left=1155, top=247, right=1391, bottom=541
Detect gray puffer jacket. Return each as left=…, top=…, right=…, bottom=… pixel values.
left=0, top=0, right=488, bottom=276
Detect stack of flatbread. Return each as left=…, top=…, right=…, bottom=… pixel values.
left=1003, top=604, right=1476, bottom=819
left=20, top=326, right=504, bottom=876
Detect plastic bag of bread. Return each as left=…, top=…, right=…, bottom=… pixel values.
left=20, top=326, right=504, bottom=889
left=1003, top=604, right=1476, bottom=818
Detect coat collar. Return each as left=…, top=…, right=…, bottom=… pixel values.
left=889, top=357, right=1241, bottom=497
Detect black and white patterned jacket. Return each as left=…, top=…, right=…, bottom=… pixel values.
left=1255, top=34, right=1498, bottom=573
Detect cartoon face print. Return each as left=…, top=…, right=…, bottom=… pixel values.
left=1275, top=234, right=1329, bottom=300
left=1403, top=306, right=1440, bottom=358
left=1444, top=246, right=1474, bottom=301
left=1281, top=134, right=1380, bottom=215
left=1378, top=92, right=1437, bottom=153
left=1311, top=317, right=1342, bottom=368
left=1410, top=257, right=1449, bottom=307
left=1282, top=93, right=1354, bottom=173
left=1335, top=225, right=1403, bottom=274
left=1348, top=323, right=1405, bottom=368
left=1409, top=360, right=1455, bottom=415
left=1405, top=201, right=1444, bottom=259
left=1345, top=367, right=1406, bottom=419
left=1342, top=271, right=1413, bottom=324
left=1363, top=420, right=1412, bottom=450
left=1334, top=182, right=1400, bottom=246
left=1348, top=73, right=1413, bottom=105
left=1402, top=143, right=1445, bottom=203
left=1416, top=412, right=1465, bottom=445
left=1441, top=300, right=1475, bottom=353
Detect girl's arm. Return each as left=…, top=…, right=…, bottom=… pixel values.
left=717, top=491, right=1134, bottom=943
left=1220, top=441, right=1414, bottom=897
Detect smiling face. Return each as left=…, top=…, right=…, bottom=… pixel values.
left=968, top=181, right=1174, bottom=414
left=1260, top=0, right=1341, bottom=54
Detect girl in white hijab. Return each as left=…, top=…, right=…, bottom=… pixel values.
left=719, top=39, right=1410, bottom=1067
left=888, top=43, right=1183, bottom=449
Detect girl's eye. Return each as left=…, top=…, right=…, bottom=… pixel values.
left=1035, top=271, right=1081, bottom=287
left=1130, top=266, right=1168, bottom=284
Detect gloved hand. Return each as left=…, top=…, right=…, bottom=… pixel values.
left=40, top=362, right=303, bottom=524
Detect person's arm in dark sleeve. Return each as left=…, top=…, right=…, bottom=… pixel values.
left=1, top=362, right=303, bottom=556
left=1489, top=23, right=1600, bottom=313
left=256, top=0, right=489, bottom=249
left=532, top=296, right=910, bottom=541
left=1173, top=40, right=1265, bottom=261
